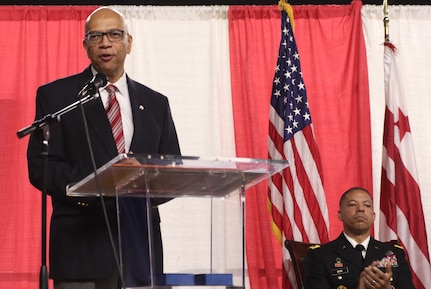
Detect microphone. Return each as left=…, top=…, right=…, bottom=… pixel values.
left=17, top=73, right=108, bottom=139
left=78, top=73, right=108, bottom=98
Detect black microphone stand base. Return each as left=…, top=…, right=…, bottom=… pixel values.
left=40, top=265, right=48, bottom=289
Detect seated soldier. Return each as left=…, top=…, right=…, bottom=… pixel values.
left=304, top=187, right=415, bottom=289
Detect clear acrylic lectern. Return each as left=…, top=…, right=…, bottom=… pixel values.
left=67, top=154, right=288, bottom=289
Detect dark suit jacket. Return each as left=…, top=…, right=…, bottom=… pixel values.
left=27, top=66, right=181, bottom=284
left=304, top=233, right=415, bottom=289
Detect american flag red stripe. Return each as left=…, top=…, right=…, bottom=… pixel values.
left=379, top=43, right=431, bottom=289
left=268, top=8, right=330, bottom=289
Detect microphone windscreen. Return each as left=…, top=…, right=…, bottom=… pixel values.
left=94, top=73, right=108, bottom=88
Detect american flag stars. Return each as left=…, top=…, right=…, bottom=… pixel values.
left=271, top=19, right=312, bottom=142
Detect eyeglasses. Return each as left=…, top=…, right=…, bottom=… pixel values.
left=85, top=29, right=126, bottom=45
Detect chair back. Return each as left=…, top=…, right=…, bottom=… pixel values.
left=284, top=240, right=319, bottom=289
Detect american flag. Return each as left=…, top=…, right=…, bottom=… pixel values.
left=268, top=9, right=330, bottom=289
left=379, top=43, right=431, bottom=289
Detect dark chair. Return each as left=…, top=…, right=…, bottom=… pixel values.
left=284, top=240, right=319, bottom=289
left=284, top=239, right=400, bottom=289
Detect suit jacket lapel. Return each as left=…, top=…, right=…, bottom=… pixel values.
left=82, top=73, right=157, bottom=158
left=84, top=96, right=118, bottom=157
left=127, top=78, right=149, bottom=153
left=364, top=238, right=385, bottom=265
left=79, top=67, right=118, bottom=158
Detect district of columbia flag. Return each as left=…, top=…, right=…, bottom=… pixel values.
left=267, top=3, right=330, bottom=289
left=379, top=42, right=431, bottom=289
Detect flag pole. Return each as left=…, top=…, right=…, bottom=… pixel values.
left=382, top=0, right=396, bottom=51
left=383, top=0, right=390, bottom=43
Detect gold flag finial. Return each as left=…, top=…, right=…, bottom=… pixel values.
left=383, top=0, right=390, bottom=43
left=278, top=0, right=295, bottom=31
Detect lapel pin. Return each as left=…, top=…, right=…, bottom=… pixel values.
left=139, top=105, right=144, bottom=111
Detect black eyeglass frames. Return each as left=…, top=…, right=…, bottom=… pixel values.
left=85, top=29, right=126, bottom=44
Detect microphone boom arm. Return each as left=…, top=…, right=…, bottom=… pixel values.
left=17, top=92, right=100, bottom=139
left=17, top=73, right=107, bottom=139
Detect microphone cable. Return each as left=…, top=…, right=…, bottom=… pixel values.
left=77, top=84, right=125, bottom=288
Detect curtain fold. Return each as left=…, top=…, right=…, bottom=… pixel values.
left=228, top=5, right=283, bottom=289
left=291, top=0, right=373, bottom=238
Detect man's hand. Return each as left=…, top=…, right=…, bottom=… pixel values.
left=359, top=261, right=393, bottom=289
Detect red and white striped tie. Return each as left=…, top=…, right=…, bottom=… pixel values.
left=105, top=85, right=125, bottom=154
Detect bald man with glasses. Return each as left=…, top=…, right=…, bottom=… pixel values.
left=27, top=7, right=181, bottom=289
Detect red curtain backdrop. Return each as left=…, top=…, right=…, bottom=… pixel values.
left=228, top=6, right=284, bottom=289
left=0, top=6, right=97, bottom=289
left=229, top=1, right=372, bottom=288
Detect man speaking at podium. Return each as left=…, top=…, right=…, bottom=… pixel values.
left=27, top=7, right=181, bottom=289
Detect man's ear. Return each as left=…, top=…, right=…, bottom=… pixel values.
left=126, top=34, right=133, bottom=54
left=83, top=40, right=90, bottom=58
left=338, top=210, right=343, bottom=221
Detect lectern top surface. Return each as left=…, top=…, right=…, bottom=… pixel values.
left=66, top=154, right=289, bottom=198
